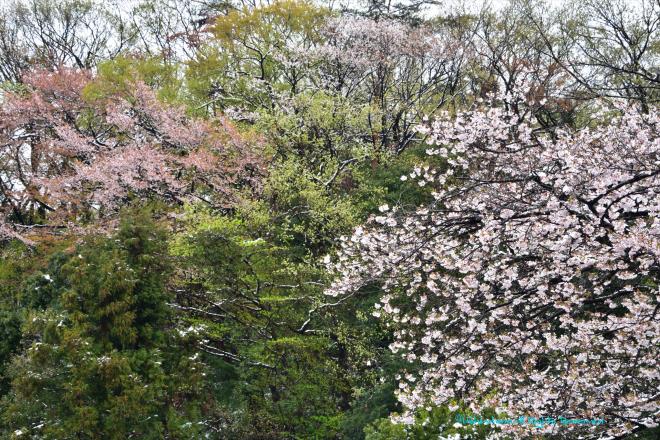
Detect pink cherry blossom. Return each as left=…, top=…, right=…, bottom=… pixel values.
left=0, top=68, right=264, bottom=241
left=326, top=80, right=660, bottom=438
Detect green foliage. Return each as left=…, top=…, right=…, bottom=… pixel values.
left=83, top=56, right=182, bottom=104
left=256, top=158, right=363, bottom=253
left=0, top=208, right=209, bottom=439
left=185, top=0, right=330, bottom=114
left=364, top=406, right=497, bottom=440
left=21, top=251, right=70, bottom=310
left=170, top=206, right=345, bottom=438
left=0, top=311, right=21, bottom=396
left=0, top=238, right=78, bottom=400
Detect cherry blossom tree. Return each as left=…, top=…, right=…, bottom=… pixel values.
left=326, top=82, right=660, bottom=438
left=315, top=15, right=472, bottom=153
left=0, top=67, right=263, bottom=242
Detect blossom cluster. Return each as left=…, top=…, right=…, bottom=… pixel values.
left=0, top=68, right=263, bottom=240
left=326, top=86, right=660, bottom=438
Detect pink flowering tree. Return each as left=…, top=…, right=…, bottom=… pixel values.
left=326, top=84, right=660, bottom=437
left=0, top=68, right=263, bottom=242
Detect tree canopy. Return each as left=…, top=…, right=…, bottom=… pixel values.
left=0, top=0, right=658, bottom=439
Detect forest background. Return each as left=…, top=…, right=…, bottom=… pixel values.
left=0, top=0, right=658, bottom=438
